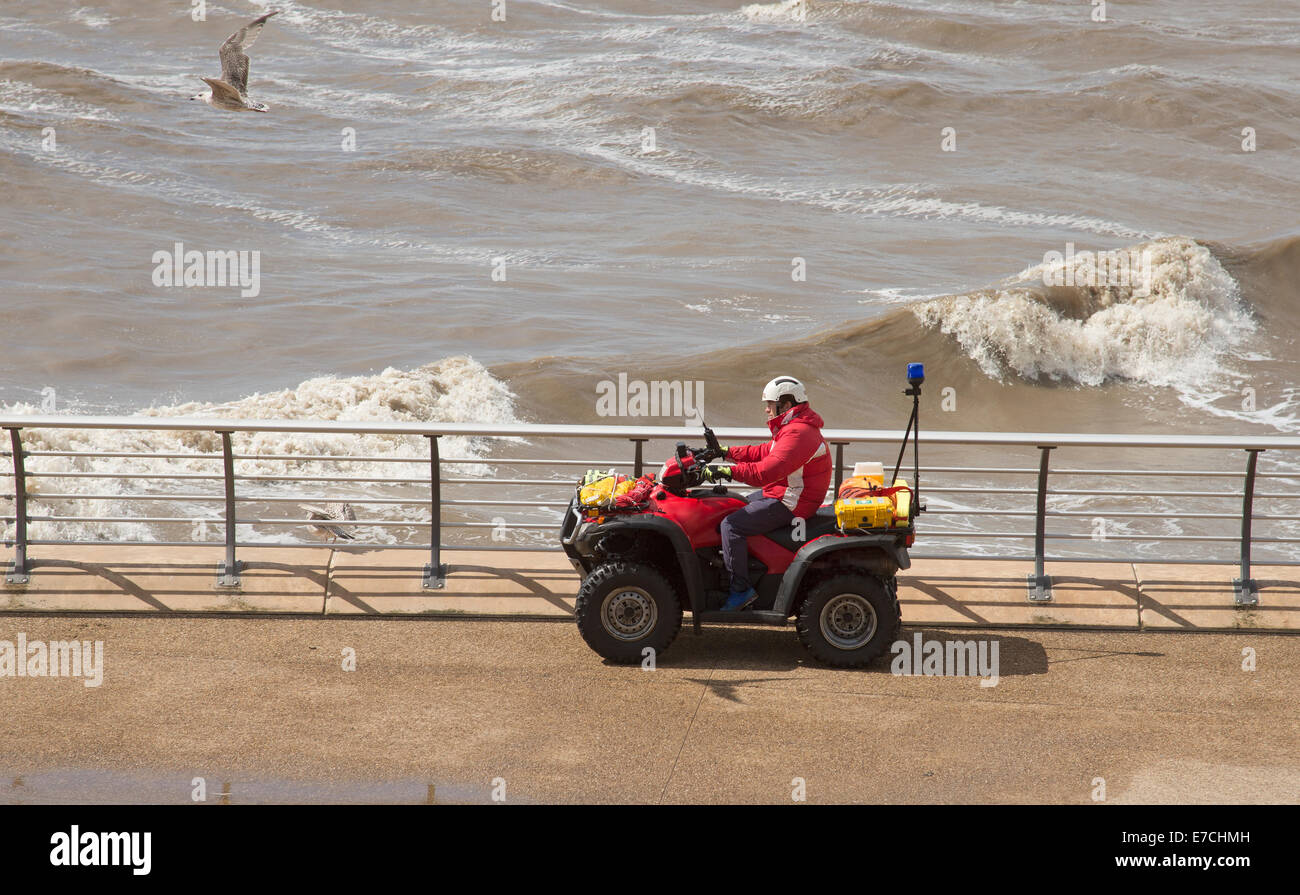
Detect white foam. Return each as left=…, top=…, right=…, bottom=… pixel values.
left=680, top=294, right=814, bottom=324
left=0, top=125, right=558, bottom=266
left=0, top=358, right=519, bottom=545
left=250, top=0, right=508, bottom=63
left=740, top=0, right=818, bottom=23
left=582, top=136, right=1154, bottom=239
left=0, top=78, right=118, bottom=121
left=857, top=286, right=949, bottom=306
left=70, top=7, right=114, bottom=30
left=912, top=236, right=1255, bottom=390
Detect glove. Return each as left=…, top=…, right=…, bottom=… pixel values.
left=702, top=465, right=733, bottom=483
left=718, top=445, right=730, bottom=458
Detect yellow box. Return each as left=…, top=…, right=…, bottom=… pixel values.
left=834, top=496, right=895, bottom=530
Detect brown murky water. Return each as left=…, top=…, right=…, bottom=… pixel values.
left=1, top=0, right=1297, bottom=558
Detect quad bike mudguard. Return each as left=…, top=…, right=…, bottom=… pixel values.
left=771, top=532, right=910, bottom=616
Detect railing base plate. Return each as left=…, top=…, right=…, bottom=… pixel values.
left=1232, top=578, right=1259, bottom=606
left=215, top=561, right=243, bottom=589
left=1027, top=574, right=1053, bottom=603
left=5, top=570, right=29, bottom=586
left=422, top=563, right=448, bottom=589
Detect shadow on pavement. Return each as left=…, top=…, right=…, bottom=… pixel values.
left=638, top=625, right=1090, bottom=677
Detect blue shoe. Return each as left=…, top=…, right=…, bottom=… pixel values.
left=721, top=587, right=758, bottom=611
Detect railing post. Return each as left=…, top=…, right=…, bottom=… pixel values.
left=1028, top=445, right=1054, bottom=602
left=832, top=442, right=846, bottom=495
left=631, top=438, right=648, bottom=478
left=1234, top=449, right=1263, bottom=606
left=4, top=428, right=29, bottom=585
left=216, top=431, right=241, bottom=587
left=423, top=434, right=447, bottom=588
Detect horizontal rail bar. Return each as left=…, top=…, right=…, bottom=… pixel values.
left=921, top=486, right=1258, bottom=498
left=9, top=467, right=1300, bottom=488
left=18, top=516, right=220, bottom=524
left=15, top=450, right=522, bottom=465
left=3, top=493, right=566, bottom=508
left=15, top=512, right=1297, bottom=534
left=227, top=496, right=571, bottom=508
left=241, top=519, right=557, bottom=529
left=10, top=541, right=1299, bottom=563
left=16, top=472, right=568, bottom=486
left=918, top=467, right=1296, bottom=478
left=906, top=554, right=1300, bottom=566
left=6, top=415, right=1300, bottom=450
left=14, top=540, right=555, bottom=552
left=7, top=493, right=225, bottom=502
left=7, top=516, right=447, bottom=529
left=23, top=472, right=225, bottom=480
left=11, top=457, right=1299, bottom=479
left=918, top=531, right=1300, bottom=543
left=921, top=509, right=1300, bottom=521
left=19, top=451, right=223, bottom=461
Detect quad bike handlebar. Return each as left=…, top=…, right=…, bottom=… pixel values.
left=661, top=427, right=726, bottom=493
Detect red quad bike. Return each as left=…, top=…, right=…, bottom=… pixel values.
left=560, top=363, right=927, bottom=667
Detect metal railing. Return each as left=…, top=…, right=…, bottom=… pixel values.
left=3, top=415, right=1300, bottom=605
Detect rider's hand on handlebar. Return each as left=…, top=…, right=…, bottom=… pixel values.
left=701, top=464, right=733, bottom=483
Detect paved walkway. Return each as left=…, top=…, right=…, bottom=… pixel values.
left=0, top=616, right=1295, bottom=803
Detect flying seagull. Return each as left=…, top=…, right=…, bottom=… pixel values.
left=190, top=11, right=280, bottom=112
left=303, top=503, right=357, bottom=543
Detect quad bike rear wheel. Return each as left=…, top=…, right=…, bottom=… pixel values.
left=575, top=561, right=683, bottom=665
left=795, top=572, right=900, bottom=667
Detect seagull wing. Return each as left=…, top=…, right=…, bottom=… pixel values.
left=219, top=10, right=279, bottom=94
left=201, top=77, right=244, bottom=105
left=304, top=504, right=357, bottom=540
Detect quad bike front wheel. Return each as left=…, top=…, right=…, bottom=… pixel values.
left=795, top=573, right=900, bottom=667
left=575, top=561, right=683, bottom=665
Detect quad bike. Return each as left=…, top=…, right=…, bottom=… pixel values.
left=560, top=364, right=926, bottom=667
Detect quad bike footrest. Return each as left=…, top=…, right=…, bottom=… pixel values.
left=693, top=610, right=789, bottom=626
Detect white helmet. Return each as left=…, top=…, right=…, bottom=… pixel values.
left=762, top=375, right=807, bottom=405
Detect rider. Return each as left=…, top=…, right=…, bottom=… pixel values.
left=703, top=375, right=832, bottom=611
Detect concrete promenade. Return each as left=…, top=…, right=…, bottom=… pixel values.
left=0, top=616, right=1295, bottom=803
left=1, top=547, right=1297, bottom=803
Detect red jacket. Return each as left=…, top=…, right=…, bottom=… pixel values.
left=727, top=403, right=832, bottom=518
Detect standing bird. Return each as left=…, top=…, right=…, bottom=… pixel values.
left=303, top=503, right=357, bottom=543
left=190, top=11, right=280, bottom=112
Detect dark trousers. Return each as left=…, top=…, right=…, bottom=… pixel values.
left=720, top=496, right=794, bottom=593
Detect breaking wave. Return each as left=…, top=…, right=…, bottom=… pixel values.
left=910, top=236, right=1254, bottom=389
left=1, top=358, right=518, bottom=544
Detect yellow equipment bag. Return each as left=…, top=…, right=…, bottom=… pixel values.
left=579, top=474, right=632, bottom=506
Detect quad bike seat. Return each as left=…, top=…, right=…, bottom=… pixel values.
left=762, top=505, right=840, bottom=553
